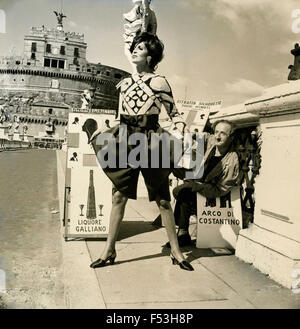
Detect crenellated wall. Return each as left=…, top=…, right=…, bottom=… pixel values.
left=0, top=66, right=123, bottom=109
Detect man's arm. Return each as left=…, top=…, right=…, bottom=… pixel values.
left=192, top=152, right=240, bottom=198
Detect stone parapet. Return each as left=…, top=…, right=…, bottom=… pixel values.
left=245, top=80, right=300, bottom=116
left=210, top=103, right=259, bottom=128
left=235, top=81, right=300, bottom=290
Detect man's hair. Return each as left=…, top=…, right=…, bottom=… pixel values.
left=130, top=32, right=164, bottom=71
left=212, top=119, right=236, bottom=137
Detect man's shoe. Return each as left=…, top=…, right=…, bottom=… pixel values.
left=165, top=233, right=192, bottom=248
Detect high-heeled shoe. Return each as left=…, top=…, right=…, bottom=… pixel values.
left=170, top=252, right=194, bottom=271
left=90, top=250, right=116, bottom=268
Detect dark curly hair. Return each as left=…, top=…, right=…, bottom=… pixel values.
left=130, top=32, right=164, bottom=71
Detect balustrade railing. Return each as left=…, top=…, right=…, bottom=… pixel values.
left=234, top=126, right=262, bottom=228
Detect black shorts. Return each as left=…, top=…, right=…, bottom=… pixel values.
left=106, top=167, right=171, bottom=201
left=88, top=114, right=183, bottom=202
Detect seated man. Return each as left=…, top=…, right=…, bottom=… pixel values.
left=166, top=119, right=240, bottom=247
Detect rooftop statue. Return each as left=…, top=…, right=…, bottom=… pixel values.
left=54, top=11, right=67, bottom=27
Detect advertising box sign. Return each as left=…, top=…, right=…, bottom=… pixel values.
left=64, top=111, right=115, bottom=239
left=196, top=187, right=242, bottom=249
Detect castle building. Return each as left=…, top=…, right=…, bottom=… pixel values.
left=0, top=11, right=129, bottom=145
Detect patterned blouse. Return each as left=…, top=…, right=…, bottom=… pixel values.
left=116, top=73, right=184, bottom=125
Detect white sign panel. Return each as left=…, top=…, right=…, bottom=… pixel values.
left=176, top=99, right=222, bottom=132
left=65, top=111, right=115, bottom=238
left=67, top=166, right=111, bottom=236
left=196, top=187, right=242, bottom=249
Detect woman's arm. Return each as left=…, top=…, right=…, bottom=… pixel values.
left=150, top=76, right=186, bottom=131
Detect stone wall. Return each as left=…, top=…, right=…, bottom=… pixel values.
left=0, top=70, right=120, bottom=109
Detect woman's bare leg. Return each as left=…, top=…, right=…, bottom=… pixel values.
left=156, top=198, right=185, bottom=262
left=100, top=191, right=128, bottom=259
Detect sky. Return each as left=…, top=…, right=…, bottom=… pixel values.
left=0, top=0, right=300, bottom=107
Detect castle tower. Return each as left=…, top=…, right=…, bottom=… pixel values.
left=23, top=11, right=87, bottom=71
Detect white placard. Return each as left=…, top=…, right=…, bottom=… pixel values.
left=68, top=166, right=111, bottom=236
left=65, top=112, right=115, bottom=238
left=176, top=99, right=222, bottom=132
left=196, top=187, right=242, bottom=249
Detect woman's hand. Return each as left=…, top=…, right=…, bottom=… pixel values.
left=174, top=122, right=187, bottom=135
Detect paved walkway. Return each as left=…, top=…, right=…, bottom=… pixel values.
left=56, top=150, right=300, bottom=309
left=0, top=149, right=65, bottom=309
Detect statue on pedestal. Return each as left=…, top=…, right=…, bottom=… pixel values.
left=13, top=115, right=20, bottom=133
left=0, top=108, right=5, bottom=125
left=80, top=89, right=95, bottom=111
left=45, top=117, right=55, bottom=135
left=123, top=0, right=157, bottom=61
left=23, top=124, right=28, bottom=135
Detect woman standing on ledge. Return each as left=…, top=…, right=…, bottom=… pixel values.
left=84, top=32, right=194, bottom=271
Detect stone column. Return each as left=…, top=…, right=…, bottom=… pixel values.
left=235, top=80, right=300, bottom=289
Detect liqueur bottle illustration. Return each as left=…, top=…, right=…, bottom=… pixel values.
left=86, top=170, right=97, bottom=219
